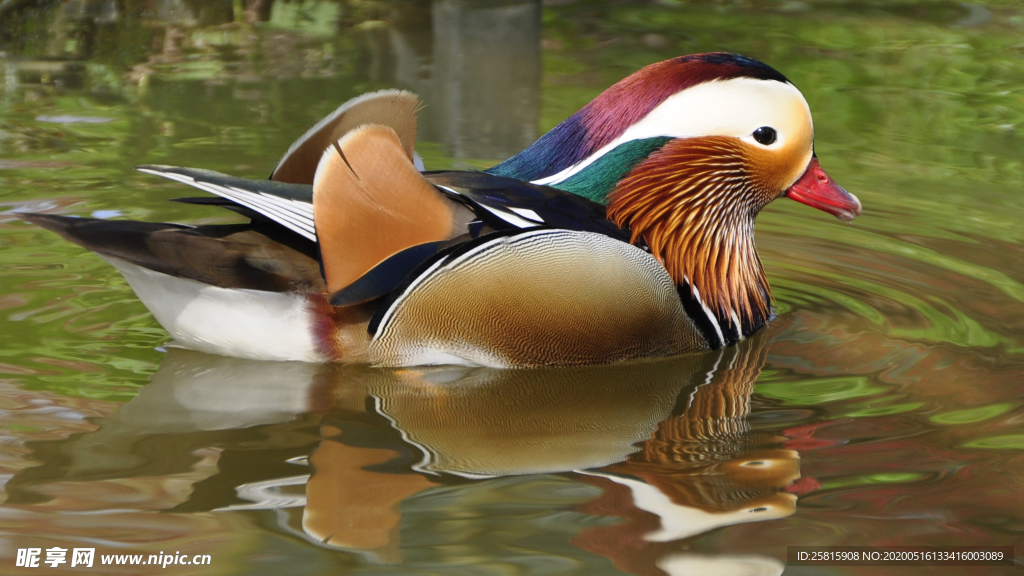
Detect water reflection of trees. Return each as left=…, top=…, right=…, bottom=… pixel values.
left=1, top=0, right=541, bottom=161
left=8, top=331, right=800, bottom=574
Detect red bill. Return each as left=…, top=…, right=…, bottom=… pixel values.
left=785, top=158, right=862, bottom=221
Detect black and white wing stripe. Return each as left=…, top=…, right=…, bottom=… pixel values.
left=433, top=184, right=545, bottom=229
left=423, top=171, right=631, bottom=241
left=137, top=165, right=317, bottom=241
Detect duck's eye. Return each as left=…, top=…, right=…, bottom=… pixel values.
left=752, top=126, right=777, bottom=146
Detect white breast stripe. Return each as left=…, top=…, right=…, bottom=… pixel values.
left=371, top=229, right=563, bottom=343
left=370, top=255, right=452, bottom=340
left=730, top=309, right=744, bottom=342
left=687, top=277, right=725, bottom=346
left=139, top=167, right=318, bottom=241
left=444, top=228, right=553, bottom=269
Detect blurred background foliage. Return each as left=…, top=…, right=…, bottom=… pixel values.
left=2, top=0, right=1022, bottom=176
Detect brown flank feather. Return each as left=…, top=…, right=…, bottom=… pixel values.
left=607, top=137, right=779, bottom=331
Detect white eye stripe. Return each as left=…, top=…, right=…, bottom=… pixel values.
left=533, top=77, right=812, bottom=186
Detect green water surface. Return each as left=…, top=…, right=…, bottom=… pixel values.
left=1, top=1, right=1023, bottom=574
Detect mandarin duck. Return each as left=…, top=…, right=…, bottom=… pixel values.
left=22, top=53, right=862, bottom=367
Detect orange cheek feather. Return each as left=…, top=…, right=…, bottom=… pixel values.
left=606, top=136, right=772, bottom=329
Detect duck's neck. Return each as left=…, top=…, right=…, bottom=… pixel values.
left=606, top=137, right=773, bottom=348
left=491, top=137, right=674, bottom=204
left=487, top=112, right=594, bottom=183
left=549, top=138, right=673, bottom=204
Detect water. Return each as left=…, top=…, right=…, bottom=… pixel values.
left=1, top=1, right=1023, bottom=574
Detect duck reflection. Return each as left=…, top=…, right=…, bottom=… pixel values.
left=294, top=357, right=711, bottom=562
left=9, top=332, right=796, bottom=574
left=570, top=339, right=793, bottom=576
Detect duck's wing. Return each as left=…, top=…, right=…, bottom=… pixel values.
left=20, top=214, right=325, bottom=293
left=271, top=89, right=422, bottom=184
left=137, top=165, right=317, bottom=241
left=134, top=90, right=425, bottom=239
left=123, top=124, right=632, bottom=308
left=315, top=138, right=641, bottom=306
left=124, top=124, right=475, bottom=303
left=424, top=171, right=631, bottom=242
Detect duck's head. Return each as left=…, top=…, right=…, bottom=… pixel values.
left=489, top=53, right=862, bottom=343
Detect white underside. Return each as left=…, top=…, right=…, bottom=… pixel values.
left=104, top=257, right=326, bottom=362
